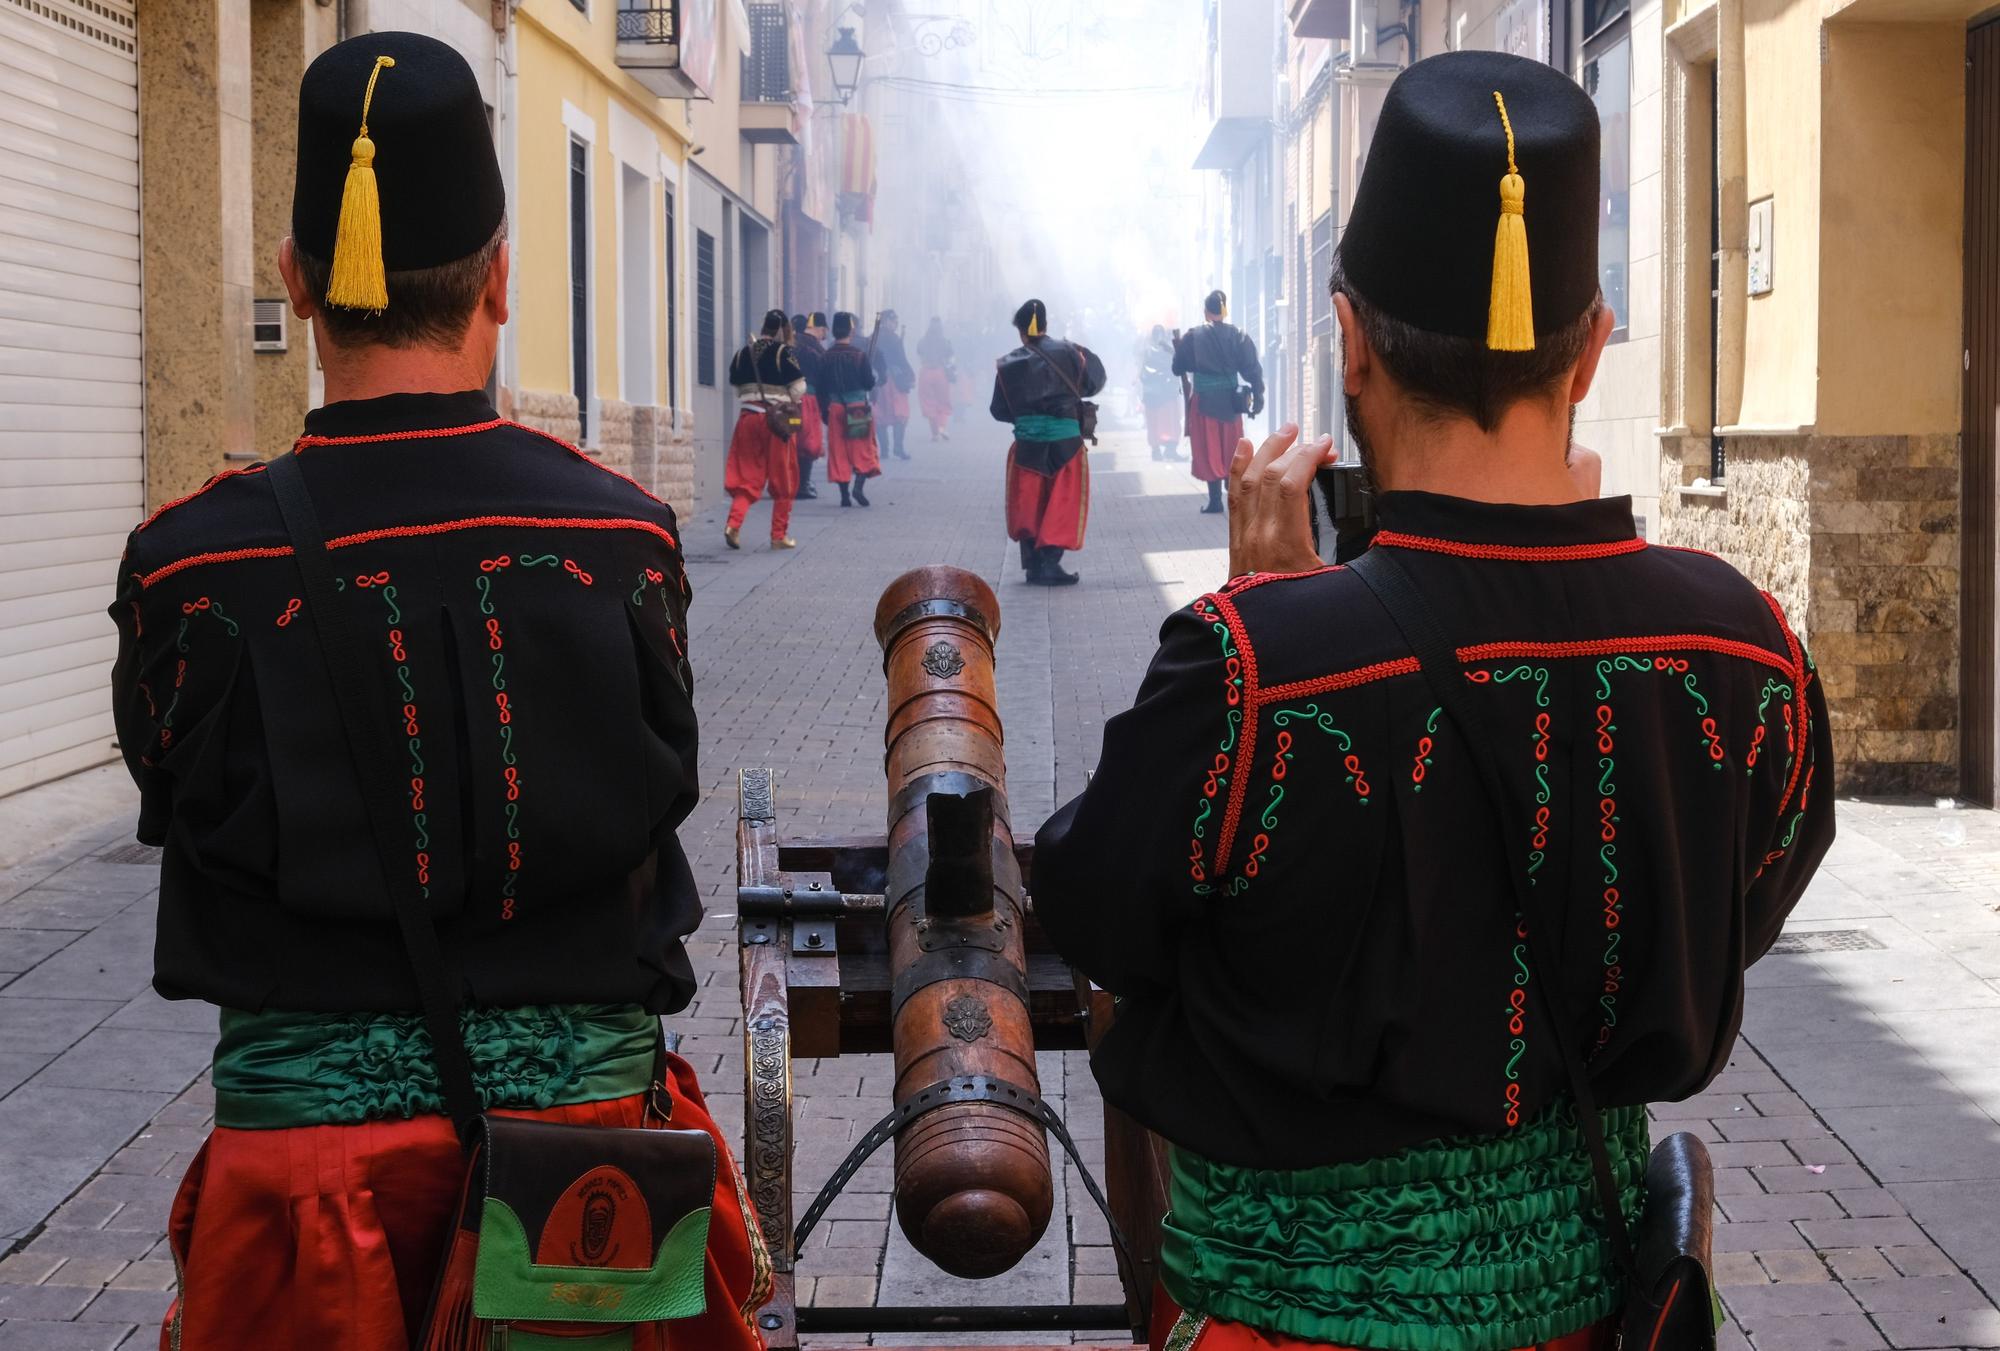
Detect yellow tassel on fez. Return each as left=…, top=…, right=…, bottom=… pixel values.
left=1026, top=312, right=1040, bottom=337
left=327, top=55, right=396, bottom=312
left=1486, top=90, right=1535, bottom=352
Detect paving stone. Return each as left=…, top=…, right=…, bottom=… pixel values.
left=1822, top=1247, right=1898, bottom=1281
left=0, top=1283, right=96, bottom=1320
left=1737, top=1313, right=1887, bottom=1350
left=1873, top=1308, right=2000, bottom=1349
left=0, top=1254, right=63, bottom=1286
left=1719, top=1191, right=1844, bottom=1223
left=73, top=1287, right=172, bottom=1323
left=1714, top=1250, right=1769, bottom=1287
left=1847, top=1275, right=1997, bottom=1314
left=40, top=1260, right=124, bottom=1290
left=0, top=1322, right=137, bottom=1351
left=1884, top=1246, right=1961, bottom=1278
left=1757, top=1250, right=1831, bottom=1283
left=1724, top=1279, right=1862, bottom=1319
left=103, top=1262, right=173, bottom=1293
left=1800, top=1217, right=1934, bottom=1250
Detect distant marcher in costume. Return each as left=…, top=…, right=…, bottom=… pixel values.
left=111, top=33, right=767, bottom=1351
left=724, top=309, right=807, bottom=550
left=792, top=311, right=828, bottom=499
left=991, top=298, right=1106, bottom=587
left=916, top=317, right=955, bottom=442
left=1035, top=51, right=1833, bottom=1351
left=872, top=310, right=915, bottom=460
left=1173, top=290, right=1264, bottom=513
left=1140, top=324, right=1182, bottom=461
left=814, top=311, right=879, bottom=507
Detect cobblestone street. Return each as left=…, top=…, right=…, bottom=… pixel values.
left=3, top=418, right=2000, bottom=1349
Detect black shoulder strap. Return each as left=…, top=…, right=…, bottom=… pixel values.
left=263, top=450, right=484, bottom=1141
left=1348, top=546, right=1638, bottom=1277
left=1025, top=338, right=1086, bottom=401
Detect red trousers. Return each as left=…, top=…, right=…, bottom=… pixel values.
left=918, top=368, right=953, bottom=433
left=875, top=382, right=909, bottom=425
left=825, top=402, right=882, bottom=483
left=1005, top=444, right=1089, bottom=551
left=1188, top=409, right=1241, bottom=483
left=161, top=1052, right=769, bottom=1351
left=1146, top=399, right=1182, bottom=446
left=798, top=394, right=825, bottom=458
left=725, top=410, right=798, bottom=539
left=1150, top=1290, right=1617, bottom=1351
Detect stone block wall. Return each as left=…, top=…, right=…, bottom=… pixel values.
left=1658, top=432, right=1960, bottom=796
left=509, top=389, right=698, bottom=524
left=512, top=389, right=582, bottom=447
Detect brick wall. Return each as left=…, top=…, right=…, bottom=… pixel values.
left=1658, top=433, right=1960, bottom=796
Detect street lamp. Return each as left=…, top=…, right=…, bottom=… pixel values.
left=827, top=27, right=864, bottom=104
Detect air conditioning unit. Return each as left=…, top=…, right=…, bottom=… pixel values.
left=253, top=298, right=287, bottom=352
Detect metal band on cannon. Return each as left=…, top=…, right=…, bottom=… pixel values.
left=872, top=566, right=1053, bottom=1279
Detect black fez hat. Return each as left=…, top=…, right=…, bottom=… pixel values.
left=293, top=32, right=506, bottom=309
left=789, top=313, right=809, bottom=333
left=1013, top=299, right=1046, bottom=336
left=761, top=308, right=788, bottom=336
left=1203, top=290, right=1227, bottom=318
left=1338, top=50, right=1599, bottom=349
left=809, top=311, right=828, bottom=329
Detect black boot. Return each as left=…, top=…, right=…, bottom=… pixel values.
left=838, top=480, right=852, bottom=508
left=853, top=478, right=871, bottom=507
left=1019, top=538, right=1040, bottom=582
left=892, top=423, right=909, bottom=460
left=1032, top=547, right=1079, bottom=586
left=1201, top=480, right=1225, bottom=514
left=797, top=447, right=817, bottom=499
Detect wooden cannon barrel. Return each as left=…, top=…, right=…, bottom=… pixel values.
left=872, top=567, right=1052, bottom=1279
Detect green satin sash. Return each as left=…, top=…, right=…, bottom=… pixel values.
left=1014, top=414, right=1083, bottom=442
left=1160, top=1101, right=1649, bottom=1351
left=212, top=1004, right=657, bottom=1130
left=1190, top=371, right=1241, bottom=394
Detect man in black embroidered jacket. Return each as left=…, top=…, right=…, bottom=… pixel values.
left=1033, top=51, right=1833, bottom=1351
left=108, top=33, right=768, bottom=1351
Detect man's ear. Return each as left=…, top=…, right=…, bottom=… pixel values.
left=1334, top=292, right=1370, bottom=396
left=278, top=237, right=317, bottom=321
left=484, top=240, right=511, bottom=328
left=1568, top=302, right=1617, bottom=405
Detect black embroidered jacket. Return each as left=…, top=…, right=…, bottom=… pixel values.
left=813, top=342, right=877, bottom=421
left=109, top=391, right=701, bottom=1015
left=1172, top=321, right=1264, bottom=419
left=1033, top=492, right=1834, bottom=1170
left=988, top=338, right=1108, bottom=474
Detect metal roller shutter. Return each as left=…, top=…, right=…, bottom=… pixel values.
left=0, top=0, right=141, bottom=795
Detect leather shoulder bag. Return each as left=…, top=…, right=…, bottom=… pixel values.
left=1349, top=545, right=1719, bottom=1351
left=263, top=451, right=719, bottom=1347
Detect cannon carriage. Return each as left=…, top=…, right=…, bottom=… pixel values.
left=735, top=565, right=1167, bottom=1350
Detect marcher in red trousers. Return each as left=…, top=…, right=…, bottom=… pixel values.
left=1173, top=290, right=1265, bottom=513
left=991, top=298, right=1106, bottom=586
left=814, top=311, right=880, bottom=507
left=724, top=310, right=808, bottom=550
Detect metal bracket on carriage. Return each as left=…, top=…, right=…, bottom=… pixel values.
left=791, top=1071, right=1138, bottom=1286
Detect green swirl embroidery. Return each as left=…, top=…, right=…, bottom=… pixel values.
left=1261, top=783, right=1285, bottom=830
left=1271, top=703, right=1353, bottom=749
left=1220, top=707, right=1241, bottom=754
left=1505, top=1038, right=1526, bottom=1080
left=518, top=554, right=559, bottom=568
left=1598, top=757, right=1617, bottom=796
left=1600, top=844, right=1618, bottom=884
left=1534, top=762, right=1550, bottom=805
left=1681, top=673, right=1709, bottom=716
left=1494, top=665, right=1550, bottom=707
left=1192, top=799, right=1211, bottom=838
left=476, top=574, right=495, bottom=615
left=381, top=584, right=402, bottom=626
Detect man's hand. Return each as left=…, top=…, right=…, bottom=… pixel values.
left=1227, top=424, right=1337, bottom=579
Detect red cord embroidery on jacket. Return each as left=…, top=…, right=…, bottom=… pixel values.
left=139, top=518, right=678, bottom=588
left=293, top=418, right=507, bottom=450
left=475, top=565, right=527, bottom=921
left=1459, top=636, right=1794, bottom=677
left=1375, top=532, right=1647, bottom=562
left=133, top=464, right=269, bottom=533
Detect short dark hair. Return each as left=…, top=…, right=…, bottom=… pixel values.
left=761, top=308, right=788, bottom=337
left=296, top=219, right=506, bottom=350
left=1204, top=289, right=1226, bottom=317
left=1330, top=254, right=1600, bottom=433
left=833, top=311, right=856, bottom=340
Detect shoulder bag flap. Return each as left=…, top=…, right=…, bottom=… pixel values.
left=470, top=1116, right=717, bottom=1324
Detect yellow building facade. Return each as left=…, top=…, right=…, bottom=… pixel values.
left=509, top=0, right=697, bottom=515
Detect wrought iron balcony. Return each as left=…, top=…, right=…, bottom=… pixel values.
left=738, top=0, right=798, bottom=144
left=615, top=0, right=709, bottom=98
left=616, top=1, right=676, bottom=43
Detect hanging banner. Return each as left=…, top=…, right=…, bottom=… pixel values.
left=840, top=111, right=876, bottom=226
